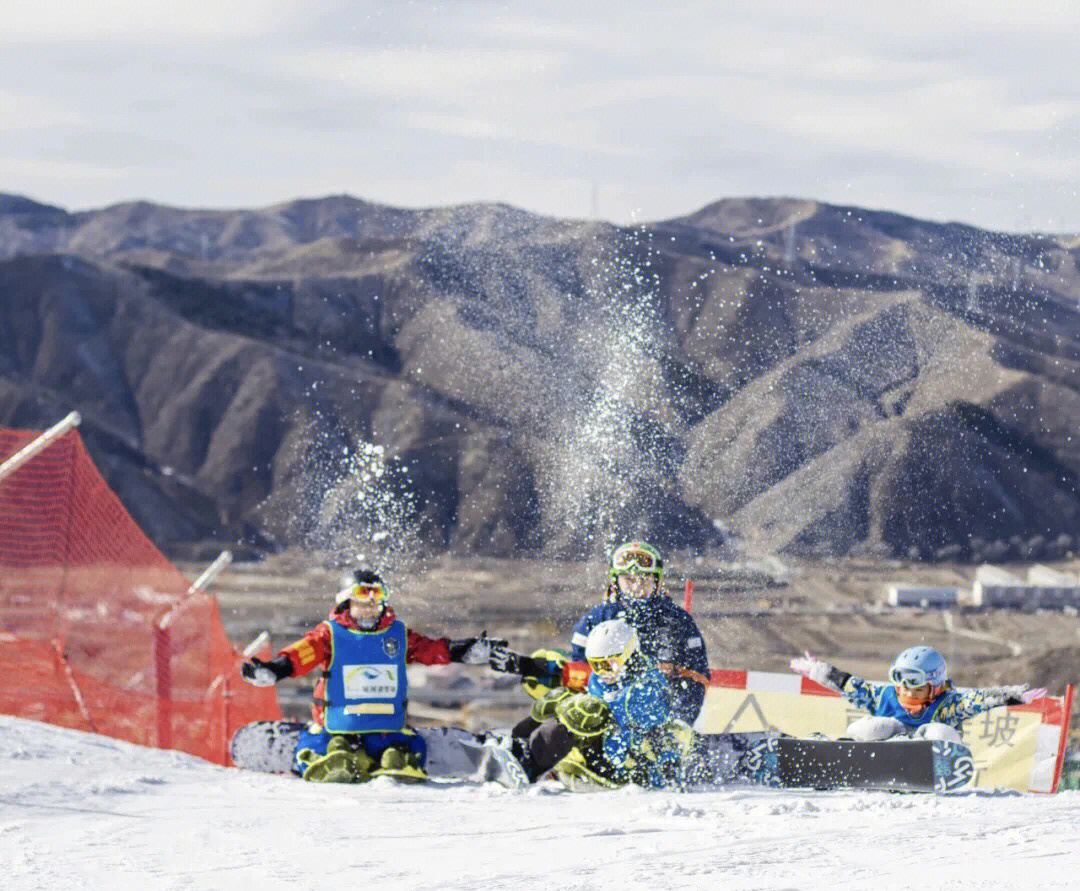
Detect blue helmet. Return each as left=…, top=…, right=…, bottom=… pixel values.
left=889, top=646, right=948, bottom=688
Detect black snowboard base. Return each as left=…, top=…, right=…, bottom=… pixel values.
left=738, top=735, right=976, bottom=793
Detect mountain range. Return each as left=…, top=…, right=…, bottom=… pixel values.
left=2, top=192, right=1079, bottom=565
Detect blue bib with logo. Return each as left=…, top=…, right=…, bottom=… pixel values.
left=323, top=619, right=408, bottom=733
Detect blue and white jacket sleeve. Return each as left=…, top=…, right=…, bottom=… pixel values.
left=838, top=676, right=890, bottom=713
left=599, top=668, right=674, bottom=767
left=932, top=687, right=1021, bottom=725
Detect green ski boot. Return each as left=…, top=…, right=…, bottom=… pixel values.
left=371, top=746, right=427, bottom=783
left=297, top=749, right=356, bottom=783
left=297, top=737, right=374, bottom=783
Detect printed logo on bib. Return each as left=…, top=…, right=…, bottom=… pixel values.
left=342, top=664, right=399, bottom=699
left=383, top=637, right=401, bottom=658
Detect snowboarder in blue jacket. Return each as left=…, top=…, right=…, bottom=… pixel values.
left=498, top=618, right=690, bottom=788
left=488, top=542, right=710, bottom=726
left=791, top=646, right=1046, bottom=742
left=569, top=542, right=710, bottom=726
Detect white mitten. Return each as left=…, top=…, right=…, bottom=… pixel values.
left=789, top=651, right=832, bottom=687
left=241, top=660, right=280, bottom=687
left=1000, top=684, right=1047, bottom=704
left=450, top=632, right=509, bottom=666
left=984, top=684, right=1046, bottom=706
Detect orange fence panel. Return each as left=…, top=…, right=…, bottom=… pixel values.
left=0, top=425, right=280, bottom=764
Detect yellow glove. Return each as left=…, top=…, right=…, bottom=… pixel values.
left=554, top=693, right=612, bottom=738
left=530, top=686, right=572, bottom=722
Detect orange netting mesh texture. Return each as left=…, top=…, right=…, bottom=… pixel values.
left=0, top=426, right=281, bottom=763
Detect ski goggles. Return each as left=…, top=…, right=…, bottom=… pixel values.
left=587, top=654, right=627, bottom=676
left=349, top=583, right=387, bottom=605
left=609, top=546, right=660, bottom=575
left=889, top=666, right=931, bottom=688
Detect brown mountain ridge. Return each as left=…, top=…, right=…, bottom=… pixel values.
left=2, top=193, right=1079, bottom=565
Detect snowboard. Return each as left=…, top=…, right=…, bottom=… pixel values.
left=455, top=735, right=531, bottom=789
left=737, top=735, right=976, bottom=793
left=230, top=720, right=527, bottom=786
left=230, top=720, right=773, bottom=790
left=230, top=720, right=306, bottom=774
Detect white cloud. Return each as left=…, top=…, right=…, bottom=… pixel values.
left=0, top=92, right=87, bottom=129
left=762, top=76, right=1080, bottom=179
left=402, top=109, right=638, bottom=159
left=724, top=0, right=1080, bottom=40
left=458, top=14, right=625, bottom=52
left=0, top=0, right=298, bottom=42
left=5, top=1, right=1080, bottom=230
left=892, top=0, right=1080, bottom=34
left=0, top=154, right=126, bottom=183
left=993, top=98, right=1080, bottom=133
left=279, top=47, right=565, bottom=100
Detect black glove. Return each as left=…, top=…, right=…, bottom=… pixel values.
left=488, top=642, right=522, bottom=674
left=241, top=655, right=292, bottom=687
left=448, top=631, right=508, bottom=665
left=490, top=649, right=561, bottom=684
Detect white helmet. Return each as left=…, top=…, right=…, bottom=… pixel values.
left=584, top=618, right=640, bottom=682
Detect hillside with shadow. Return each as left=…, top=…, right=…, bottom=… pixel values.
left=2, top=193, right=1080, bottom=569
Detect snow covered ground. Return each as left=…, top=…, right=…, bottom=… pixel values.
left=3, top=715, right=1079, bottom=891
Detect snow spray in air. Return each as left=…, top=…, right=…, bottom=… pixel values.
left=284, top=420, right=422, bottom=577
left=537, top=226, right=686, bottom=561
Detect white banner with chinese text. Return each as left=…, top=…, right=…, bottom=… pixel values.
left=698, top=670, right=1073, bottom=793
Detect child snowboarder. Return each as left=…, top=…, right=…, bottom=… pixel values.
left=790, top=645, right=1046, bottom=742
left=240, top=568, right=498, bottom=782
left=489, top=542, right=710, bottom=726
left=494, top=618, right=692, bottom=789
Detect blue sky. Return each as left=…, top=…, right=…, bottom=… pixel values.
left=3, top=0, right=1080, bottom=232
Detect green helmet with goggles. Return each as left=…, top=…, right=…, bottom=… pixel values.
left=608, top=541, right=664, bottom=579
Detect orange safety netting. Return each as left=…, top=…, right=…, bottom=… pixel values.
left=0, top=426, right=281, bottom=764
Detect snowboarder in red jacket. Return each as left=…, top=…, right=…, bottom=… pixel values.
left=240, top=568, right=498, bottom=782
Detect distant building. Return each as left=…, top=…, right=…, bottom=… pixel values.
left=973, top=564, right=1023, bottom=586
left=885, top=584, right=962, bottom=608
left=970, top=563, right=1080, bottom=609
left=1026, top=564, right=1079, bottom=587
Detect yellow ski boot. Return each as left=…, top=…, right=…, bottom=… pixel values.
left=370, top=746, right=427, bottom=783
left=297, top=748, right=355, bottom=783
left=552, top=747, right=621, bottom=792
left=297, top=737, right=374, bottom=783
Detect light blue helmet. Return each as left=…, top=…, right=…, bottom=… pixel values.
left=889, top=646, right=948, bottom=688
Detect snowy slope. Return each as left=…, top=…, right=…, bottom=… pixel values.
left=2, top=715, right=1078, bottom=891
